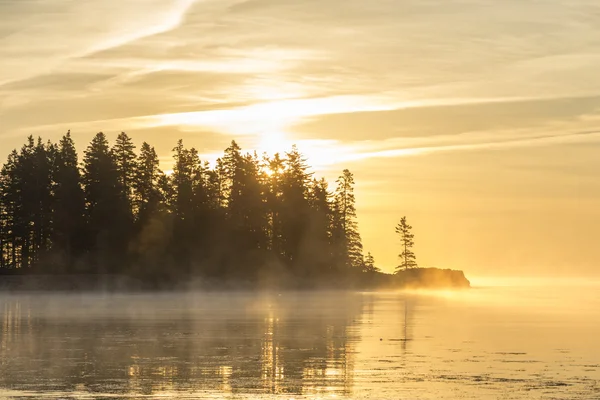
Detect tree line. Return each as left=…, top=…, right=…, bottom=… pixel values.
left=0, top=131, right=387, bottom=285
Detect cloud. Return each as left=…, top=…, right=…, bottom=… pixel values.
left=335, top=130, right=600, bottom=164
left=0, top=0, right=198, bottom=86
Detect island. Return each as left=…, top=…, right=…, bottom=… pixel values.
left=0, top=132, right=470, bottom=291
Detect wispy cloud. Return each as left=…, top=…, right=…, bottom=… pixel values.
left=0, top=0, right=198, bottom=86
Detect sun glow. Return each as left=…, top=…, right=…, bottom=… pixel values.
left=257, top=131, right=291, bottom=156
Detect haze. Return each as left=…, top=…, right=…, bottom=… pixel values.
left=1, top=0, right=600, bottom=275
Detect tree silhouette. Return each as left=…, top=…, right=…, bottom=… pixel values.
left=395, top=216, right=417, bottom=272
left=0, top=132, right=396, bottom=288
left=304, top=178, right=334, bottom=277
left=112, top=132, right=137, bottom=210
left=0, top=149, right=20, bottom=268
left=280, top=145, right=312, bottom=273
left=264, top=153, right=285, bottom=261
left=0, top=137, right=54, bottom=269
left=363, top=252, right=380, bottom=273
left=333, top=169, right=363, bottom=271
left=133, top=142, right=164, bottom=223
left=51, top=131, right=86, bottom=271
left=82, top=132, right=130, bottom=273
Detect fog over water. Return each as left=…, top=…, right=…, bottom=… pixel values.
left=0, top=281, right=599, bottom=399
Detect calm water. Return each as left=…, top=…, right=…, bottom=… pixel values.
left=0, top=282, right=599, bottom=399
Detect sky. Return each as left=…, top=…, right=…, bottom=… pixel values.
left=1, top=0, right=600, bottom=276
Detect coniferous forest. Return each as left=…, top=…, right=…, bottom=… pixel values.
left=0, top=131, right=387, bottom=288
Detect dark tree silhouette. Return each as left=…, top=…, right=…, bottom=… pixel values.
left=332, top=169, right=363, bottom=271
left=363, top=252, right=379, bottom=273
left=82, top=132, right=131, bottom=273
left=0, top=149, right=19, bottom=268
left=304, top=178, right=334, bottom=277
left=280, top=145, right=312, bottom=273
left=264, top=153, right=285, bottom=261
left=51, top=131, right=86, bottom=271
left=395, top=216, right=417, bottom=272
left=0, top=132, right=389, bottom=288
left=0, top=137, right=53, bottom=269
left=133, top=142, right=164, bottom=223
left=112, top=132, right=137, bottom=209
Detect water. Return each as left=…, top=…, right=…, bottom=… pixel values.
left=0, top=282, right=599, bottom=399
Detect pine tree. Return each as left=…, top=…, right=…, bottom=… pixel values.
left=0, top=149, right=21, bottom=268
left=110, top=132, right=137, bottom=273
left=169, top=139, right=202, bottom=275
left=82, top=132, right=129, bottom=272
left=112, top=132, right=136, bottom=200
left=130, top=142, right=171, bottom=281
left=52, top=131, right=86, bottom=271
left=395, top=216, right=417, bottom=272
left=304, top=177, right=334, bottom=276
left=132, top=142, right=163, bottom=222
left=280, top=145, right=312, bottom=269
left=223, top=144, right=269, bottom=278
left=263, top=153, right=285, bottom=259
left=221, top=140, right=243, bottom=209
left=29, top=138, right=54, bottom=268
left=363, top=252, right=379, bottom=273
left=333, top=169, right=363, bottom=271
left=0, top=137, right=55, bottom=269
left=15, top=137, right=37, bottom=269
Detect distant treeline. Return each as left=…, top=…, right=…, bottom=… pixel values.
left=0, top=132, right=381, bottom=286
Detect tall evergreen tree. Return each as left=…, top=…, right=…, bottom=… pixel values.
left=264, top=153, right=285, bottom=259
left=304, top=177, right=334, bottom=277
left=82, top=132, right=129, bottom=272
left=15, top=137, right=37, bottom=269
left=130, top=142, right=171, bottom=281
left=0, top=149, right=21, bottom=268
left=333, top=169, right=363, bottom=271
left=132, top=142, right=163, bottom=222
left=395, top=216, right=417, bottom=272
left=222, top=143, right=269, bottom=278
left=280, top=145, right=312, bottom=270
left=52, top=131, right=86, bottom=271
left=111, top=132, right=136, bottom=243
left=0, top=137, right=55, bottom=269
left=170, top=139, right=202, bottom=276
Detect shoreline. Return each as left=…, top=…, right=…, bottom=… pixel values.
left=0, top=267, right=470, bottom=292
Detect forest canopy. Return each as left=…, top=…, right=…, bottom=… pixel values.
left=0, top=132, right=381, bottom=286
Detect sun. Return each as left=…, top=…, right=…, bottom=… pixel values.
left=257, top=131, right=290, bottom=156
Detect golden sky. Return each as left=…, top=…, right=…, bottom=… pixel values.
left=1, top=0, right=600, bottom=276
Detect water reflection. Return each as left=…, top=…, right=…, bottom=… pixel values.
left=0, top=292, right=366, bottom=398
left=3, top=288, right=598, bottom=399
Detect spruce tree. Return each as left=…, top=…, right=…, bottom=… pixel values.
left=170, top=139, right=202, bottom=276
left=264, top=153, right=285, bottom=259
left=82, top=132, right=129, bottom=272
left=0, top=136, right=55, bottom=269
left=0, top=150, right=21, bottom=268
left=280, top=145, right=312, bottom=270
left=132, top=142, right=163, bottom=223
left=130, top=142, right=170, bottom=281
left=333, top=169, right=363, bottom=271
left=304, top=177, right=334, bottom=277
left=223, top=144, right=269, bottom=278
left=395, top=216, right=417, bottom=272
left=52, top=131, right=86, bottom=271
left=363, top=252, right=379, bottom=273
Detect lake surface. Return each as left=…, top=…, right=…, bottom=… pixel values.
left=0, top=281, right=599, bottom=399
